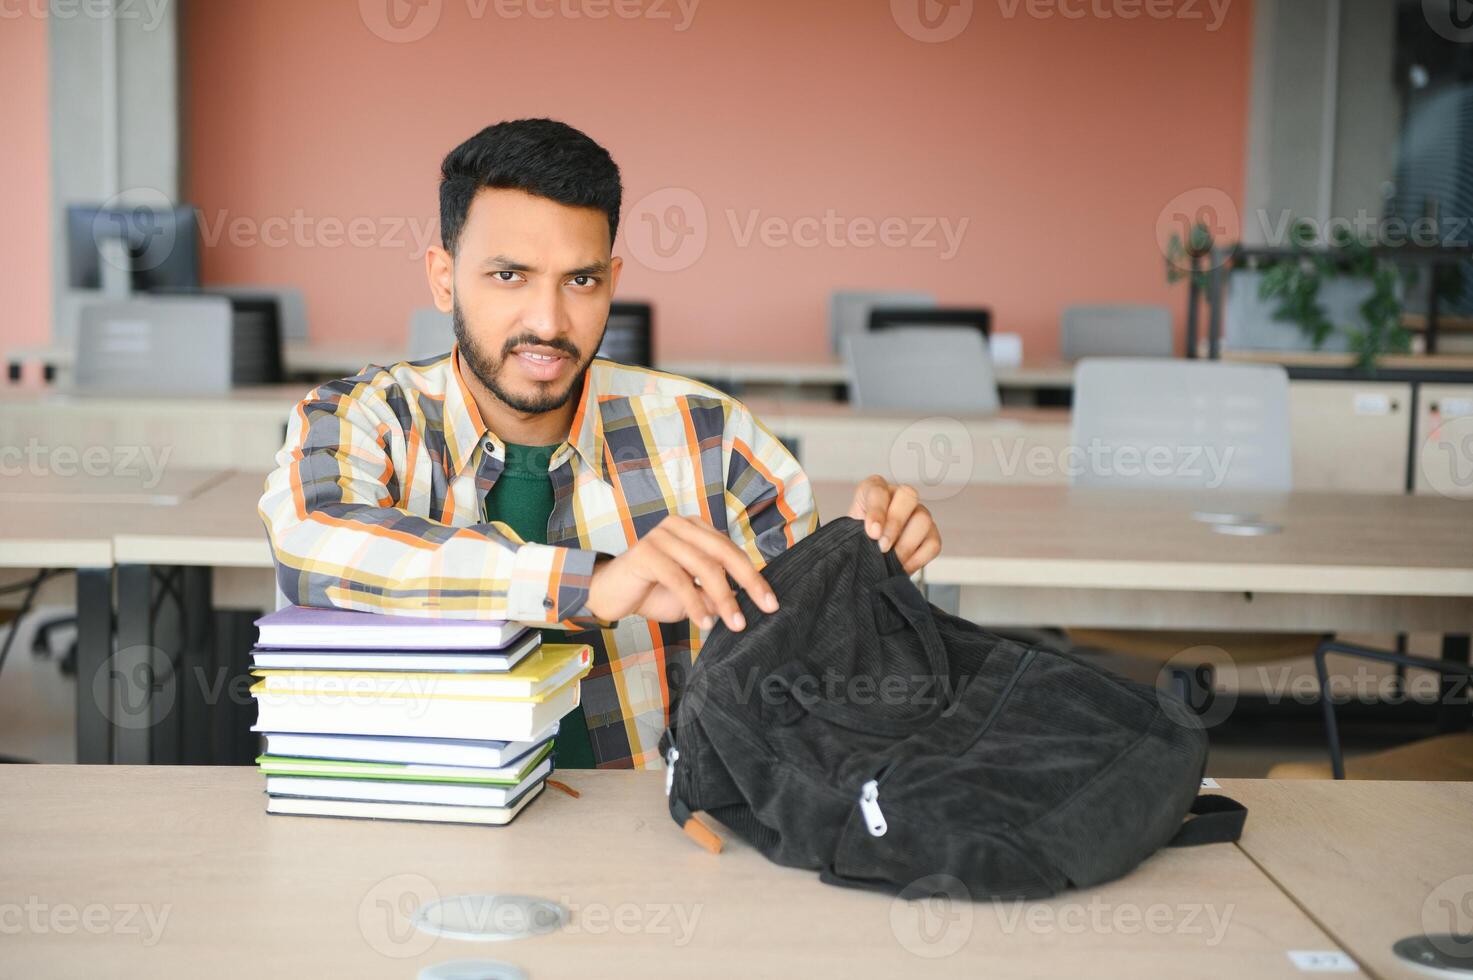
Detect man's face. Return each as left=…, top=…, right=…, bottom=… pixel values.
left=444, top=187, right=621, bottom=415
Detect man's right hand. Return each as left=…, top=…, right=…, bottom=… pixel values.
left=586, top=514, right=780, bottom=632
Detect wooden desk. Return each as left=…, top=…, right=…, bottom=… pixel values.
left=660, top=354, right=1076, bottom=394
left=808, top=483, right=1473, bottom=635
left=1220, top=778, right=1473, bottom=980
left=0, top=767, right=1366, bottom=979
left=0, top=386, right=304, bottom=471
left=0, top=469, right=239, bottom=764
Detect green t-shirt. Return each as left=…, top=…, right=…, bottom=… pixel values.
left=484, top=441, right=596, bottom=769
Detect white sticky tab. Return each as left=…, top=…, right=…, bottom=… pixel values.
left=1353, top=393, right=1391, bottom=415
left=1287, top=950, right=1357, bottom=972
left=1200, top=777, right=1220, bottom=789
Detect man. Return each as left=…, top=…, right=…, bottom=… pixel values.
left=259, top=118, right=942, bottom=769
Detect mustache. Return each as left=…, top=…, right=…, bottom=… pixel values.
left=500, top=334, right=581, bottom=361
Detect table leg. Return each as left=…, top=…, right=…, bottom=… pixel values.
left=1439, top=633, right=1471, bottom=733
left=74, top=567, right=113, bottom=764
left=113, top=564, right=155, bottom=764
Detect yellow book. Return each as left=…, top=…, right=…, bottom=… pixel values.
left=249, top=672, right=586, bottom=742
left=252, top=643, right=592, bottom=701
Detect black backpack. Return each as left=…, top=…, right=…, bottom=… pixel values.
left=661, top=517, right=1246, bottom=899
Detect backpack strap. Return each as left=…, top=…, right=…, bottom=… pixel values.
left=1167, top=794, right=1247, bottom=847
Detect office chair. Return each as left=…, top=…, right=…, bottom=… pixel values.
left=407, top=307, right=455, bottom=360
left=828, top=290, right=934, bottom=355
left=843, top=327, right=1000, bottom=415
left=206, top=285, right=309, bottom=342
left=597, top=301, right=653, bottom=367
left=75, top=296, right=235, bottom=395
left=1266, top=644, right=1473, bottom=780
left=1060, top=305, right=1174, bottom=361
left=1066, top=358, right=1320, bottom=714
left=869, top=306, right=991, bottom=340
left=143, top=288, right=286, bottom=386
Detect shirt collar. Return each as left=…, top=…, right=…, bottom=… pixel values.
left=445, top=345, right=610, bottom=484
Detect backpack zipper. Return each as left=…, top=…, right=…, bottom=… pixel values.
left=853, top=646, right=1039, bottom=839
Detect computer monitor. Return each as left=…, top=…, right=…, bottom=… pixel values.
left=66, top=203, right=201, bottom=294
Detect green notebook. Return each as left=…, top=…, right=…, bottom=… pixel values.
left=255, top=740, right=554, bottom=784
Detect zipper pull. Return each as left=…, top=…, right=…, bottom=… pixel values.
left=859, top=779, right=888, bottom=837
left=665, top=745, right=680, bottom=797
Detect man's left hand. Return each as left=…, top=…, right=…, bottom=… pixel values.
left=847, top=475, right=942, bottom=574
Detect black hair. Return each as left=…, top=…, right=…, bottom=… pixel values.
left=438, top=118, right=622, bottom=256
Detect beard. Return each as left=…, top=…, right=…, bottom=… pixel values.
left=452, top=296, right=600, bottom=415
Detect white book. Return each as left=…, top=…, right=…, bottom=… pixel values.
left=250, top=673, right=582, bottom=742
left=255, top=605, right=526, bottom=651
left=256, top=724, right=559, bottom=769
left=266, top=781, right=545, bottom=826
left=251, top=630, right=541, bottom=672
left=266, top=757, right=552, bottom=807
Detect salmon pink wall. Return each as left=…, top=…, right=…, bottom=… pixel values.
left=0, top=13, right=51, bottom=353
left=185, top=0, right=1252, bottom=360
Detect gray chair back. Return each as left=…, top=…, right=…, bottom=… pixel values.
left=843, top=327, right=1000, bottom=415
left=1061, top=305, right=1173, bottom=360
left=1069, top=358, right=1292, bottom=491
left=408, top=307, right=455, bottom=360
left=829, top=290, right=934, bottom=355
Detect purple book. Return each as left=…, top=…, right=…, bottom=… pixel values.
left=254, top=606, right=527, bottom=651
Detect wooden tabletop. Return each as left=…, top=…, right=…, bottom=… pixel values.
left=0, top=767, right=1367, bottom=979
left=808, top=483, right=1473, bottom=598
left=0, top=468, right=239, bottom=569
left=1220, top=778, right=1473, bottom=980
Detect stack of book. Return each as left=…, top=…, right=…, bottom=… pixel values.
left=249, top=606, right=592, bottom=826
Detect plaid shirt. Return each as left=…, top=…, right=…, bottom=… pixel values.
left=258, top=347, right=819, bottom=768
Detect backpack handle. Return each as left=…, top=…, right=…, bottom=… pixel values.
left=766, top=574, right=953, bottom=737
